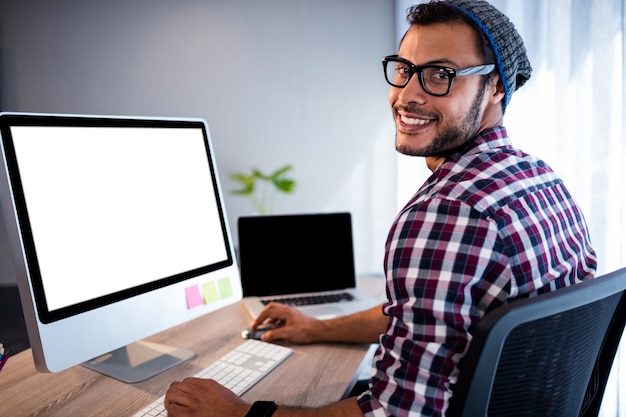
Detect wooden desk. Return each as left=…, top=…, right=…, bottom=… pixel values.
left=0, top=277, right=385, bottom=417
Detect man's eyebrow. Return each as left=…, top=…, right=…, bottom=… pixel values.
left=422, top=58, right=461, bottom=67
left=397, top=55, right=461, bottom=68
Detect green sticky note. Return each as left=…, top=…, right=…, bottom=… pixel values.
left=218, top=277, right=233, bottom=299
left=201, top=281, right=220, bottom=304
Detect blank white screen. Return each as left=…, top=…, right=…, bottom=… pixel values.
left=11, top=125, right=228, bottom=311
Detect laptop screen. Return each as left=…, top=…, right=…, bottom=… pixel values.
left=237, top=212, right=357, bottom=297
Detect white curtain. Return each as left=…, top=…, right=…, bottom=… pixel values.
left=394, top=1, right=626, bottom=415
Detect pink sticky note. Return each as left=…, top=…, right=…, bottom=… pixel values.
left=185, top=285, right=204, bottom=309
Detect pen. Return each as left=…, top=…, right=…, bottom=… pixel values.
left=0, top=343, right=9, bottom=372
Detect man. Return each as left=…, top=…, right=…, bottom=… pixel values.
left=164, top=1, right=597, bottom=416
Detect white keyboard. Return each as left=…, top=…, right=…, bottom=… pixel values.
left=133, top=339, right=293, bottom=417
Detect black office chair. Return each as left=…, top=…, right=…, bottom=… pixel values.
left=446, top=267, right=626, bottom=417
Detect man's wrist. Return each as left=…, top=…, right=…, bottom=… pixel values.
left=245, top=401, right=278, bottom=417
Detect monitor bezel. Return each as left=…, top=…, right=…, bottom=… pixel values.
left=0, top=113, right=234, bottom=324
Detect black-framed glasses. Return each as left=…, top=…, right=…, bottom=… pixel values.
left=382, top=55, right=495, bottom=96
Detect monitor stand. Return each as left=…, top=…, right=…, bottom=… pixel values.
left=81, top=340, right=195, bottom=383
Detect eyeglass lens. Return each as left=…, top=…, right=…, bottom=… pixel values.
left=384, top=60, right=453, bottom=95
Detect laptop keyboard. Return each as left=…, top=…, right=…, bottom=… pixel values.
left=261, top=291, right=354, bottom=306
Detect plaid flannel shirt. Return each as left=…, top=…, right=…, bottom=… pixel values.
left=357, top=127, right=597, bottom=417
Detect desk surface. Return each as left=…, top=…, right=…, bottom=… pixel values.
left=0, top=277, right=385, bottom=417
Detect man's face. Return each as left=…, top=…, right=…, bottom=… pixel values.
left=390, top=21, right=495, bottom=157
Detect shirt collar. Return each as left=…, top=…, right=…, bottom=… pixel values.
left=444, top=126, right=513, bottom=162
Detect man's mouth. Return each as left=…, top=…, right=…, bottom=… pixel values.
left=400, top=114, right=433, bottom=126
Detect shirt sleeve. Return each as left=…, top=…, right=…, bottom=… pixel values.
left=357, top=197, right=513, bottom=417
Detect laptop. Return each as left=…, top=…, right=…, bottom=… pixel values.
left=238, top=212, right=381, bottom=319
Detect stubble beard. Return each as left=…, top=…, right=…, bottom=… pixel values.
left=395, top=82, right=487, bottom=157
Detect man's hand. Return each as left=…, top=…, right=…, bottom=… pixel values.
left=252, top=303, right=387, bottom=345
left=165, top=376, right=365, bottom=417
left=164, top=377, right=249, bottom=417
left=251, top=302, right=324, bottom=344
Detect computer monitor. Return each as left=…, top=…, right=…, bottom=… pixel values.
left=0, top=112, right=242, bottom=382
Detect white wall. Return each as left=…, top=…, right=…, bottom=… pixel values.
left=0, top=0, right=398, bottom=284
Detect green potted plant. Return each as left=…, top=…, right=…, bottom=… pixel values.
left=230, top=164, right=296, bottom=214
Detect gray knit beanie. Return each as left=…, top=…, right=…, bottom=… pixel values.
left=444, top=0, right=532, bottom=109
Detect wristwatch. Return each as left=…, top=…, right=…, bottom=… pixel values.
left=244, top=401, right=278, bottom=417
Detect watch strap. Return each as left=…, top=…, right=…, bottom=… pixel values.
left=244, top=400, right=278, bottom=417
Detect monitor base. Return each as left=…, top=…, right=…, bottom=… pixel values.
left=82, top=340, right=195, bottom=383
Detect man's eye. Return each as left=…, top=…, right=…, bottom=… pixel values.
left=396, top=65, right=410, bottom=76
left=424, top=68, right=452, bottom=84
left=432, top=69, right=450, bottom=80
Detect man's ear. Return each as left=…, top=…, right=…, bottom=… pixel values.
left=490, top=77, right=506, bottom=105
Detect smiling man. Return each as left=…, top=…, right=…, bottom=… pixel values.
left=164, top=1, right=597, bottom=416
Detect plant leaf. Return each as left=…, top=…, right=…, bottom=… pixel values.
left=229, top=173, right=255, bottom=195
left=273, top=178, right=296, bottom=193
left=251, top=168, right=268, bottom=180
left=270, top=164, right=293, bottom=179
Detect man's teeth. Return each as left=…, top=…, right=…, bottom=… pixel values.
left=401, top=115, right=431, bottom=126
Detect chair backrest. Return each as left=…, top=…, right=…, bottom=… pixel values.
left=446, top=267, right=626, bottom=417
